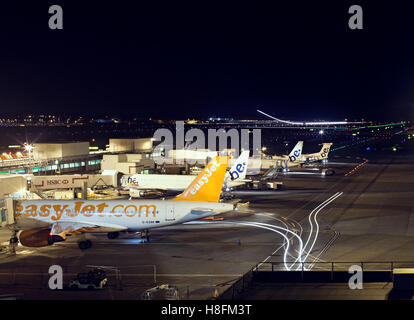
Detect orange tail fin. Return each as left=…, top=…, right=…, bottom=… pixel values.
left=172, top=156, right=229, bottom=202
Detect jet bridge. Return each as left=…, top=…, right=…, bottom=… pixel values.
left=0, top=198, right=15, bottom=227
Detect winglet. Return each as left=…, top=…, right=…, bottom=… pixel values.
left=289, top=141, right=303, bottom=161
left=172, top=156, right=229, bottom=202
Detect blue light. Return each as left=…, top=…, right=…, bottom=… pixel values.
left=366, top=147, right=370, bottom=151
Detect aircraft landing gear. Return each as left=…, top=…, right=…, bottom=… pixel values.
left=78, top=240, right=92, bottom=250
left=141, top=229, right=150, bottom=242
left=107, top=232, right=120, bottom=239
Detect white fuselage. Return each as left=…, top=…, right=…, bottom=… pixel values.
left=123, top=174, right=246, bottom=195
left=14, top=199, right=234, bottom=232
left=299, top=153, right=323, bottom=163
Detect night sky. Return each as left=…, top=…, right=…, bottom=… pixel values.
left=0, top=1, right=414, bottom=120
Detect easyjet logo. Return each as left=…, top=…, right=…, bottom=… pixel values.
left=14, top=201, right=157, bottom=221
left=188, top=159, right=220, bottom=195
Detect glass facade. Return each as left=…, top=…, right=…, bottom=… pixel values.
left=0, top=158, right=101, bottom=174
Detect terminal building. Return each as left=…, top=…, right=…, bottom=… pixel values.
left=0, top=142, right=102, bottom=175
left=0, top=138, right=159, bottom=199
left=0, top=137, right=272, bottom=201
left=0, top=138, right=157, bottom=175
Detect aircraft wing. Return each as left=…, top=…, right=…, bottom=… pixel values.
left=50, top=221, right=127, bottom=240
left=190, top=207, right=234, bottom=216
left=129, top=186, right=169, bottom=191
left=227, top=179, right=250, bottom=188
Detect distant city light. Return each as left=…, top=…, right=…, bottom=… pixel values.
left=256, top=109, right=357, bottom=125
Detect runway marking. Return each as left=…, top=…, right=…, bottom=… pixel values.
left=17, top=250, right=35, bottom=255
left=344, top=158, right=369, bottom=176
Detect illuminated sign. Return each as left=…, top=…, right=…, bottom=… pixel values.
left=15, top=201, right=158, bottom=221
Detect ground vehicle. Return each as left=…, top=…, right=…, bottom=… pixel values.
left=69, top=269, right=108, bottom=290
left=141, top=284, right=179, bottom=300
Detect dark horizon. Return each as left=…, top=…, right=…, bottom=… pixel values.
left=0, top=110, right=405, bottom=123
left=0, top=1, right=414, bottom=121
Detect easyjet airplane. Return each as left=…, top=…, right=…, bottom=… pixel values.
left=10, top=156, right=233, bottom=250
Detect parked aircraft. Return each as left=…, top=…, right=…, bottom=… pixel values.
left=9, top=156, right=234, bottom=250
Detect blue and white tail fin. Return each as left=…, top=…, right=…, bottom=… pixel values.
left=319, top=143, right=332, bottom=159
left=228, top=150, right=250, bottom=181
left=288, top=141, right=303, bottom=162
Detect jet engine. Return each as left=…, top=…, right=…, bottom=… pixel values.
left=19, top=229, right=53, bottom=247
left=129, top=189, right=165, bottom=198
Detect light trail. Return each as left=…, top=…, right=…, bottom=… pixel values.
left=257, top=109, right=356, bottom=126
left=247, top=221, right=304, bottom=269
left=219, top=220, right=304, bottom=270
left=221, top=221, right=292, bottom=270
left=268, top=216, right=325, bottom=268
left=301, top=193, right=341, bottom=255
left=300, top=192, right=343, bottom=269
left=308, top=229, right=340, bottom=270
left=304, top=192, right=343, bottom=263
left=254, top=213, right=306, bottom=265
left=184, top=220, right=293, bottom=270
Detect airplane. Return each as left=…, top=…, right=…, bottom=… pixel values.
left=255, top=141, right=304, bottom=172
left=8, top=156, right=234, bottom=250
left=298, top=143, right=332, bottom=163
left=124, top=150, right=250, bottom=197
left=272, top=141, right=304, bottom=163
left=225, top=141, right=304, bottom=176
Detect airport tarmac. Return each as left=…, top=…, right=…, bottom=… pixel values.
left=0, top=140, right=413, bottom=300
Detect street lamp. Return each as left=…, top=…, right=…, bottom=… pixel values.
left=24, top=144, right=34, bottom=159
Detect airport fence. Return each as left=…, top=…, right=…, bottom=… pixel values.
left=0, top=264, right=159, bottom=292
left=0, top=262, right=230, bottom=299
left=218, top=261, right=414, bottom=300
left=218, top=269, right=255, bottom=300
left=253, top=261, right=414, bottom=273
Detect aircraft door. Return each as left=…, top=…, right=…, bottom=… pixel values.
left=166, top=205, right=175, bottom=221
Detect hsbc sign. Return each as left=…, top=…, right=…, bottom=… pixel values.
left=46, top=179, right=70, bottom=186
left=33, top=176, right=90, bottom=190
